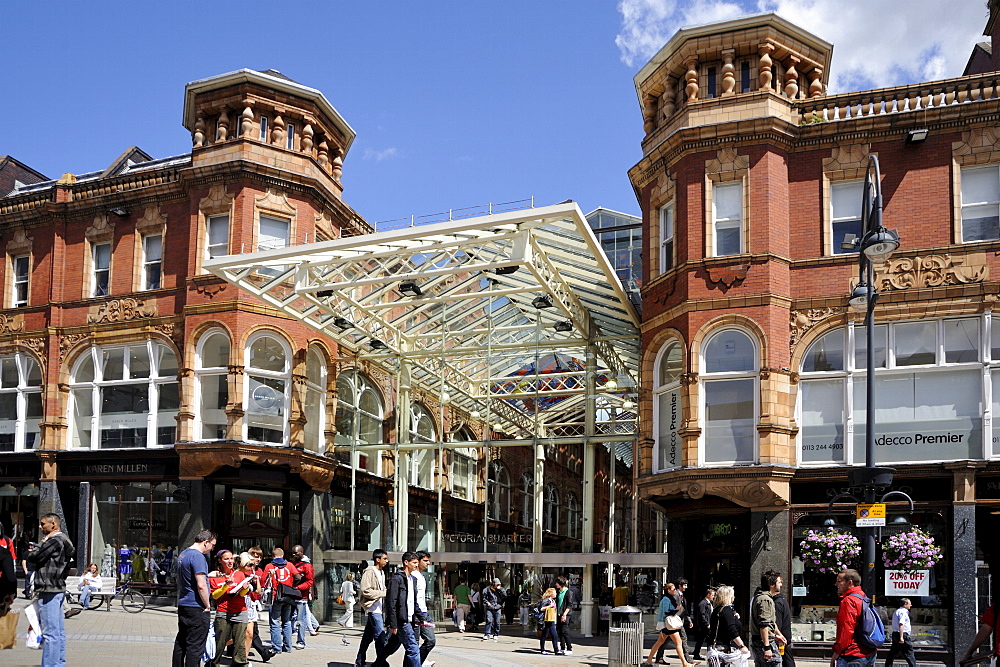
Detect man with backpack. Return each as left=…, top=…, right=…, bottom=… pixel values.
left=832, top=569, right=880, bottom=667
left=265, top=549, right=300, bottom=653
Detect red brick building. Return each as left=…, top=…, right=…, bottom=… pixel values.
left=631, top=12, right=1000, bottom=656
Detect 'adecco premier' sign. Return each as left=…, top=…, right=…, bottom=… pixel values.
left=885, top=569, right=929, bottom=596
left=804, top=418, right=980, bottom=464
left=658, top=388, right=680, bottom=470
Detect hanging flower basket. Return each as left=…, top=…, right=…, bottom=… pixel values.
left=798, top=528, right=861, bottom=573
left=881, top=527, right=941, bottom=570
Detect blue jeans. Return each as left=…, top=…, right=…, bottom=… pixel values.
left=484, top=608, right=501, bottom=637
left=838, top=654, right=876, bottom=667
left=355, top=612, right=387, bottom=667
left=79, top=585, right=98, bottom=609
left=295, top=599, right=310, bottom=645
left=269, top=601, right=295, bottom=652
left=38, top=591, right=67, bottom=666
left=375, top=622, right=421, bottom=667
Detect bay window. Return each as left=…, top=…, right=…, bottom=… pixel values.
left=0, top=352, right=42, bottom=451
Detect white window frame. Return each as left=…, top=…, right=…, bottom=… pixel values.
left=91, top=242, right=111, bottom=297
left=565, top=493, right=580, bottom=539
left=303, top=346, right=327, bottom=454
left=67, top=341, right=179, bottom=450
left=711, top=181, right=743, bottom=257
left=141, top=233, right=162, bottom=291
left=259, top=115, right=269, bottom=142
left=960, top=164, right=1000, bottom=243
left=206, top=214, right=229, bottom=260
left=487, top=460, right=511, bottom=521
left=659, top=203, right=675, bottom=274
left=520, top=473, right=534, bottom=527
left=699, top=327, right=759, bottom=466
left=544, top=483, right=559, bottom=533
left=335, top=370, right=385, bottom=476
left=653, top=339, right=684, bottom=472
left=11, top=254, right=29, bottom=307
left=194, top=330, right=231, bottom=441
left=285, top=123, right=295, bottom=150
left=831, top=180, right=863, bottom=255
left=408, top=403, right=436, bottom=489
left=0, top=351, right=43, bottom=452
left=243, top=332, right=292, bottom=446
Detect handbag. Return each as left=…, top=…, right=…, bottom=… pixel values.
left=665, top=614, right=684, bottom=630
left=279, top=583, right=302, bottom=602
left=655, top=621, right=666, bottom=631
left=336, top=595, right=344, bottom=606
left=0, top=610, right=17, bottom=650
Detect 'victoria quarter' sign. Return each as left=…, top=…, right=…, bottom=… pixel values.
left=884, top=569, right=929, bottom=596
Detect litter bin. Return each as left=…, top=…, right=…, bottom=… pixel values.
left=609, top=605, right=644, bottom=666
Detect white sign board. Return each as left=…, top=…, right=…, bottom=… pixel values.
left=885, top=569, right=929, bottom=596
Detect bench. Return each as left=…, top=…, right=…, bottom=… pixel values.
left=65, top=575, right=116, bottom=611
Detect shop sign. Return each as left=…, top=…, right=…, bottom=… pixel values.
left=60, top=460, right=176, bottom=478
left=853, top=415, right=980, bottom=464
left=102, top=414, right=147, bottom=428
left=792, top=586, right=807, bottom=597
left=443, top=531, right=531, bottom=545
left=249, top=382, right=281, bottom=416
left=0, top=421, right=15, bottom=434
left=0, top=460, right=40, bottom=479
left=885, top=569, right=929, bottom=596
left=126, top=518, right=167, bottom=531
left=657, top=388, right=681, bottom=470
left=856, top=503, right=886, bottom=527
left=976, top=477, right=1000, bottom=500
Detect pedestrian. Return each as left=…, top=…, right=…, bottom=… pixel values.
left=469, top=582, right=481, bottom=631
left=413, top=551, right=437, bottom=666
left=264, top=548, right=299, bottom=653
left=77, top=563, right=102, bottom=610
left=374, top=551, right=422, bottom=667
left=750, top=570, right=785, bottom=667
left=26, top=513, right=75, bottom=667
left=245, top=546, right=274, bottom=663
left=653, top=582, right=679, bottom=665
left=691, top=586, right=716, bottom=660
left=289, top=544, right=315, bottom=649
left=961, top=601, right=998, bottom=663
left=705, top=585, right=750, bottom=667
left=831, top=569, right=877, bottom=667
left=453, top=577, right=472, bottom=632
left=337, top=572, right=357, bottom=628
left=773, top=585, right=795, bottom=667
left=354, top=549, right=389, bottom=667
left=646, top=581, right=695, bottom=667
left=554, top=575, right=579, bottom=656
left=884, top=598, right=915, bottom=667
left=207, top=551, right=256, bottom=667
left=613, top=580, right=630, bottom=607
left=172, top=529, right=217, bottom=667
left=0, top=529, right=16, bottom=607
left=481, top=577, right=506, bottom=642
left=538, top=588, right=562, bottom=655
left=674, top=578, right=692, bottom=661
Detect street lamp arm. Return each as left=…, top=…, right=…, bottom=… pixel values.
left=826, top=491, right=861, bottom=514
left=878, top=490, right=915, bottom=514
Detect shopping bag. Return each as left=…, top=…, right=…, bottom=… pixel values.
left=0, top=610, right=17, bottom=649
left=24, top=600, right=41, bottom=649
left=202, top=618, right=216, bottom=662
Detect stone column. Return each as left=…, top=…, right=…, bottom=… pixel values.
left=77, top=482, right=91, bottom=572
left=721, top=50, right=736, bottom=96
left=661, top=78, right=676, bottom=120
left=685, top=57, right=699, bottom=101
left=226, top=365, right=245, bottom=441
left=758, top=44, right=775, bottom=91
left=748, top=510, right=790, bottom=596
left=784, top=57, right=800, bottom=99
left=809, top=68, right=825, bottom=98
left=302, top=489, right=332, bottom=620
left=666, top=517, right=685, bottom=583
left=948, top=462, right=982, bottom=660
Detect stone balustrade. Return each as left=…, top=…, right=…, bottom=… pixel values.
left=794, top=71, right=1000, bottom=124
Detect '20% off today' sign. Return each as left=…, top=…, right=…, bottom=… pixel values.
left=885, top=569, right=929, bottom=596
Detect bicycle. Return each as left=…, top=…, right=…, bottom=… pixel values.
left=79, top=577, right=147, bottom=613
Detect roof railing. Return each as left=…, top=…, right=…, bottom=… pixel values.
left=374, top=197, right=535, bottom=232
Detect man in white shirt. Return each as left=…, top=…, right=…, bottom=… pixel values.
left=885, top=598, right=915, bottom=667
left=412, top=551, right=437, bottom=667
left=354, top=549, right=389, bottom=667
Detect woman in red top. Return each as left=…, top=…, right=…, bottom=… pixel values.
left=207, top=550, right=256, bottom=667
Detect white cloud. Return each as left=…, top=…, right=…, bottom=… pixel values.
left=363, top=147, right=398, bottom=162
left=616, top=0, right=989, bottom=92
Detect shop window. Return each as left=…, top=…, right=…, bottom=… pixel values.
left=408, top=510, right=434, bottom=552
left=711, top=182, right=743, bottom=256
left=565, top=493, right=580, bottom=539
left=334, top=370, right=384, bottom=474
left=195, top=330, right=231, bottom=440
left=303, top=346, right=327, bottom=454
left=701, top=329, right=758, bottom=465
left=487, top=460, right=511, bottom=521
left=244, top=333, right=291, bottom=445
left=654, top=339, right=683, bottom=471
left=799, top=317, right=990, bottom=465
left=68, top=341, right=179, bottom=450
left=659, top=203, right=675, bottom=274
left=520, top=474, right=534, bottom=527
left=91, top=482, right=183, bottom=582
left=830, top=181, right=863, bottom=255
left=960, top=165, right=1000, bottom=242
left=544, top=483, right=559, bottom=533
left=409, top=403, right=436, bottom=489
left=11, top=255, right=29, bottom=307
left=0, top=352, right=43, bottom=452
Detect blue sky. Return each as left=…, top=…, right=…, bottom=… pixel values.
left=2, top=1, right=989, bottom=225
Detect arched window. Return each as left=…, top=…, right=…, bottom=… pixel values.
left=244, top=333, right=291, bottom=444
left=565, top=492, right=580, bottom=539
left=653, top=339, right=683, bottom=471
left=450, top=428, right=478, bottom=501
left=195, top=330, right=230, bottom=440
left=520, top=473, right=534, bottom=527
left=701, top=328, right=758, bottom=465
left=0, top=351, right=42, bottom=451
left=487, top=460, right=511, bottom=521
left=334, top=370, right=384, bottom=474
left=303, top=346, right=327, bottom=453
left=69, top=341, right=179, bottom=449
left=409, top=403, right=436, bottom=488
left=544, top=483, right=559, bottom=533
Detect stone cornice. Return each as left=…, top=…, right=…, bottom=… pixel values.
left=175, top=441, right=336, bottom=491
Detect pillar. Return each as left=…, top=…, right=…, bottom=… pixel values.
left=396, top=359, right=412, bottom=551
left=77, top=482, right=91, bottom=571
left=177, top=480, right=213, bottom=548
left=302, top=489, right=332, bottom=620
left=950, top=462, right=982, bottom=662
left=748, top=510, right=790, bottom=595
left=581, top=345, right=598, bottom=636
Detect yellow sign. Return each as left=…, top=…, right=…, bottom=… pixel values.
left=856, top=503, right=886, bottom=527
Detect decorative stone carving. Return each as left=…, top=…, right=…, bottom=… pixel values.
left=684, top=57, right=699, bottom=101
left=823, top=143, right=871, bottom=174
left=661, top=78, right=676, bottom=119
left=241, top=102, right=254, bottom=138
left=0, top=313, right=25, bottom=334
left=195, top=282, right=227, bottom=298
left=679, top=372, right=698, bottom=386
left=790, top=307, right=842, bottom=349
left=653, top=474, right=790, bottom=508
left=642, top=93, right=658, bottom=134
left=758, top=43, right=775, bottom=90
left=332, top=148, right=344, bottom=181
left=301, top=123, right=314, bottom=153
left=271, top=114, right=285, bottom=146
left=875, top=253, right=987, bottom=290
left=721, top=50, right=736, bottom=96
left=7, top=227, right=33, bottom=253
left=809, top=68, right=824, bottom=98
left=59, top=333, right=90, bottom=362
left=705, top=263, right=749, bottom=287
left=18, top=337, right=46, bottom=358
left=199, top=184, right=234, bottom=214
left=85, top=213, right=115, bottom=240
left=784, top=57, right=800, bottom=99
left=317, top=139, right=330, bottom=170
left=217, top=108, right=230, bottom=141
left=154, top=323, right=184, bottom=349
left=255, top=189, right=296, bottom=217
left=705, top=146, right=749, bottom=175
left=136, top=205, right=167, bottom=233
left=87, top=298, right=157, bottom=324
left=193, top=111, right=206, bottom=148
left=953, top=126, right=1000, bottom=160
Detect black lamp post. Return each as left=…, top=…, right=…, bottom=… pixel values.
left=842, top=154, right=901, bottom=597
